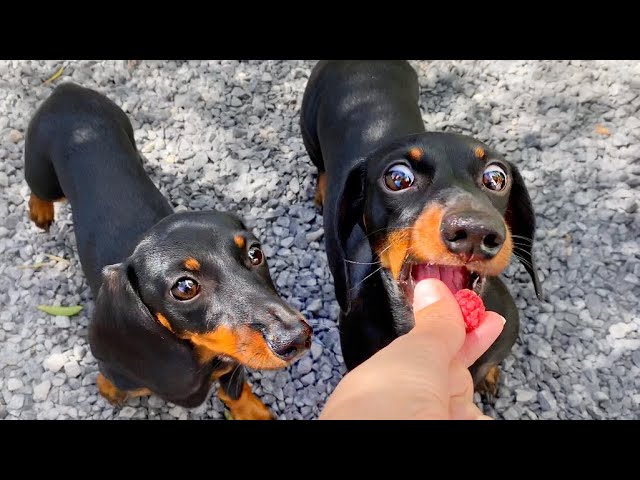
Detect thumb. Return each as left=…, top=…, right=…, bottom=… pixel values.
left=411, top=279, right=466, bottom=360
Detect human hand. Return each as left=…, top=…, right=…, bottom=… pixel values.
left=319, top=278, right=506, bottom=420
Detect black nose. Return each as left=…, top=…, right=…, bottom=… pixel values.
left=268, top=321, right=312, bottom=361
left=440, top=212, right=505, bottom=260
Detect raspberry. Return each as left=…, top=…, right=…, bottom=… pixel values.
left=454, top=289, right=485, bottom=333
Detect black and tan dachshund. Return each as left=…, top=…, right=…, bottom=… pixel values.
left=25, top=83, right=312, bottom=419
left=300, top=60, right=542, bottom=394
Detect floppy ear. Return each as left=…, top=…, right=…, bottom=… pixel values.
left=325, top=159, right=370, bottom=312
left=88, top=262, right=206, bottom=403
left=506, top=164, right=543, bottom=300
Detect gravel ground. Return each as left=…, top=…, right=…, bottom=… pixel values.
left=0, top=60, right=638, bottom=420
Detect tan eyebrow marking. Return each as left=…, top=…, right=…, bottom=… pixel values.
left=474, top=146, right=486, bottom=160
left=184, top=258, right=200, bottom=271
left=408, top=147, right=423, bottom=161
left=234, top=235, right=246, bottom=249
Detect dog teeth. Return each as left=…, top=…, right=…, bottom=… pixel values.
left=471, top=274, right=483, bottom=294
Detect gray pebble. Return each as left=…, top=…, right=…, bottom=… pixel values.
left=515, top=389, right=537, bottom=403
left=33, top=380, right=52, bottom=402
left=538, top=390, right=558, bottom=411
left=296, top=357, right=313, bottom=376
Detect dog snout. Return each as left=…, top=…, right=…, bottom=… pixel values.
left=440, top=211, right=505, bottom=260
left=263, top=305, right=312, bottom=361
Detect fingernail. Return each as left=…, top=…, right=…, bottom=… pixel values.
left=498, top=315, right=506, bottom=326
left=413, top=279, right=447, bottom=311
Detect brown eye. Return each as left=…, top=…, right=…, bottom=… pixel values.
left=384, top=164, right=415, bottom=191
left=171, top=278, right=200, bottom=301
left=482, top=164, right=507, bottom=191
left=248, top=245, right=264, bottom=266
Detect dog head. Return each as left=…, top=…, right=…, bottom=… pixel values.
left=89, top=211, right=312, bottom=399
left=333, top=132, right=542, bottom=314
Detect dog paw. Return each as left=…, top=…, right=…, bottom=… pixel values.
left=28, top=194, right=55, bottom=231
left=475, top=365, right=500, bottom=400
left=96, top=373, right=128, bottom=406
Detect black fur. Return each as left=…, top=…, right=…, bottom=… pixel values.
left=300, top=61, right=541, bottom=384
left=25, top=83, right=311, bottom=408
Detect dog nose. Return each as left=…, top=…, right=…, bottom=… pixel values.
left=268, top=324, right=312, bottom=360
left=440, top=212, right=505, bottom=260
left=267, top=317, right=313, bottom=361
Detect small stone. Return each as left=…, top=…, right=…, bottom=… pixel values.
left=538, top=390, right=558, bottom=411
left=296, top=357, right=313, bottom=376
left=276, top=216, right=290, bottom=228
left=567, top=393, right=582, bottom=408
left=118, top=406, right=137, bottom=419
left=63, top=360, right=82, bottom=378
left=294, top=232, right=308, bottom=249
left=609, top=322, right=630, bottom=339
left=502, top=406, right=520, bottom=420
left=300, top=372, right=316, bottom=386
left=7, top=378, right=23, bottom=391
left=169, top=406, right=187, bottom=419
left=43, top=353, right=66, bottom=373
left=307, top=298, right=322, bottom=313
left=7, top=394, right=24, bottom=410
left=147, top=395, right=164, bottom=409
left=632, top=350, right=640, bottom=368
left=306, top=229, right=324, bottom=242
left=515, top=389, right=537, bottom=403
left=586, top=405, right=605, bottom=420
left=33, top=380, right=51, bottom=402
left=7, top=130, right=23, bottom=143
left=310, top=342, right=323, bottom=361
left=281, top=236, right=295, bottom=248
left=54, top=316, right=71, bottom=328
left=290, top=177, right=300, bottom=194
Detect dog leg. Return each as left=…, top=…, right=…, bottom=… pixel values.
left=28, top=193, right=62, bottom=231
left=314, top=171, right=326, bottom=209
left=218, top=382, right=274, bottom=420
left=96, top=372, right=128, bottom=405
left=96, top=372, right=151, bottom=406
left=475, top=365, right=501, bottom=399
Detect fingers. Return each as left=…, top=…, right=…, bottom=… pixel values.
left=449, top=395, right=490, bottom=420
left=448, top=359, right=495, bottom=420
left=411, top=279, right=466, bottom=359
left=456, top=311, right=506, bottom=368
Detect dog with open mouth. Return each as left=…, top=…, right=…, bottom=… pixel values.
left=300, top=60, right=541, bottom=394
left=25, top=83, right=312, bottom=418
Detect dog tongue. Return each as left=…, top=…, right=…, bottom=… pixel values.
left=412, top=265, right=468, bottom=294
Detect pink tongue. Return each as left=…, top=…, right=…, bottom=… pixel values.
left=412, top=265, right=468, bottom=293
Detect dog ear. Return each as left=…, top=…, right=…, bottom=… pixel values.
left=88, top=262, right=206, bottom=403
left=506, top=164, right=543, bottom=300
left=326, top=159, right=369, bottom=312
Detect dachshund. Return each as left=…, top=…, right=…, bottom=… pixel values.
left=25, top=82, right=312, bottom=419
left=300, top=60, right=541, bottom=394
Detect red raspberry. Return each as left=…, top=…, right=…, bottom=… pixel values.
left=454, top=289, right=485, bottom=333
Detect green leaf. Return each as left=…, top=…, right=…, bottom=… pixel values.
left=223, top=409, right=234, bottom=420
left=37, top=305, right=83, bottom=317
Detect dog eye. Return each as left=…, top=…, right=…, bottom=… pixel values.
left=384, top=164, right=414, bottom=191
left=248, top=245, right=264, bottom=266
left=171, top=278, right=200, bottom=301
left=482, top=164, right=507, bottom=191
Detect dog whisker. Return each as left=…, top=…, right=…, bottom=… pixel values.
left=343, top=259, right=382, bottom=266
left=350, top=265, right=384, bottom=291
left=512, top=251, right=534, bottom=271
left=511, top=234, right=533, bottom=244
